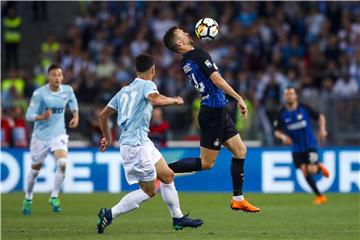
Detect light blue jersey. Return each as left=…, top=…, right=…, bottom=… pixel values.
left=107, top=78, right=159, bottom=145
left=25, top=84, right=78, bottom=140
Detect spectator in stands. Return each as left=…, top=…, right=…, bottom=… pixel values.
left=149, top=108, right=169, bottom=148
left=3, top=7, right=21, bottom=70
left=1, top=108, right=14, bottom=147
left=9, top=105, right=28, bottom=147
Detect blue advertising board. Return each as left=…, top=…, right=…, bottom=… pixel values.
left=1, top=147, right=359, bottom=193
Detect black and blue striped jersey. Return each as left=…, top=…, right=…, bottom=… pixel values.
left=182, top=49, right=227, bottom=108
left=274, top=104, right=319, bottom=153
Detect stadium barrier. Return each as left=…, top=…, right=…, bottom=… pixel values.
left=1, top=147, right=359, bottom=193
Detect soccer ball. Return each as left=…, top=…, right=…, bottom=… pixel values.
left=195, top=17, right=219, bottom=41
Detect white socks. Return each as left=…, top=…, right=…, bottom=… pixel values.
left=111, top=189, right=150, bottom=219
left=51, top=158, right=66, bottom=198
left=111, top=182, right=183, bottom=220
left=160, top=182, right=183, bottom=218
left=232, top=195, right=244, bottom=201
left=25, top=169, right=40, bottom=200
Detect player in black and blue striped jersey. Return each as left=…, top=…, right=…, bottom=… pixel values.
left=163, top=26, right=260, bottom=212
left=274, top=87, right=330, bottom=205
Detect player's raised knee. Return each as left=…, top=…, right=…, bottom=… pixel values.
left=201, top=160, right=215, bottom=170
left=240, top=144, right=247, bottom=157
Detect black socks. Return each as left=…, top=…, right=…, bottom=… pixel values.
left=168, top=157, right=202, bottom=173
left=305, top=175, right=321, bottom=196
left=231, top=158, right=245, bottom=196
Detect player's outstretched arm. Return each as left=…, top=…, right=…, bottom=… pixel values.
left=274, top=130, right=292, bottom=145
left=98, top=106, right=116, bottom=152
left=318, top=114, right=328, bottom=142
left=147, top=93, right=184, bottom=106
left=209, top=71, right=248, bottom=118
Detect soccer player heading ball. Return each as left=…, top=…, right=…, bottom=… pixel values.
left=163, top=26, right=260, bottom=212
left=274, top=87, right=330, bottom=205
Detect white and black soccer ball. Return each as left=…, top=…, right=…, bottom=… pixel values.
left=195, top=17, right=219, bottom=41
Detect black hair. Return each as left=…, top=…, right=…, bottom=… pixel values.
left=285, top=86, right=298, bottom=94
left=163, top=26, right=179, bottom=52
left=47, top=64, right=62, bottom=74
left=135, top=54, right=155, bottom=72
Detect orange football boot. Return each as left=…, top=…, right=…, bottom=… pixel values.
left=231, top=199, right=260, bottom=212
left=319, top=164, right=329, bottom=178
left=313, top=195, right=327, bottom=205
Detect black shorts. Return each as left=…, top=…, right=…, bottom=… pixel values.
left=198, top=106, right=238, bottom=150
left=292, top=149, right=318, bottom=169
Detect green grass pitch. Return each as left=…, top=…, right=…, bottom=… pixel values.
left=2, top=192, right=359, bottom=240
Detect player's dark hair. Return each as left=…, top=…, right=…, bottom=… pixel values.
left=135, top=54, right=155, bottom=73
left=47, top=64, right=62, bottom=73
left=285, top=86, right=298, bottom=94
left=163, top=26, right=179, bottom=52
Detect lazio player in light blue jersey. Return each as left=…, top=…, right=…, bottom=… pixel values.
left=95, top=54, right=203, bottom=233
left=22, top=64, right=79, bottom=215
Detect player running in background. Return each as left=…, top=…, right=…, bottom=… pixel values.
left=274, top=87, right=330, bottom=205
left=23, top=64, right=79, bottom=215
left=163, top=27, right=259, bottom=212
left=96, top=54, right=203, bottom=234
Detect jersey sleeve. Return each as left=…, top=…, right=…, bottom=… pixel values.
left=302, top=104, right=320, bottom=120
left=143, top=81, right=159, bottom=98
left=25, top=91, right=42, bottom=121
left=68, top=87, right=79, bottom=111
left=107, top=92, right=119, bottom=111
left=195, top=50, right=218, bottom=78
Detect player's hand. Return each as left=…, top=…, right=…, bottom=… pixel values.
left=318, top=129, right=328, bottom=142
left=69, top=116, right=79, bottom=128
left=281, top=135, right=292, bottom=145
left=237, top=99, right=248, bottom=119
left=99, top=137, right=111, bottom=152
left=42, top=109, right=52, bottom=120
left=174, top=96, right=184, bottom=105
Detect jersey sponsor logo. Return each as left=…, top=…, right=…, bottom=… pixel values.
left=49, top=107, right=64, bottom=114
left=205, top=60, right=213, bottom=68
left=183, top=64, right=192, bottom=74
left=287, top=120, right=307, bottom=130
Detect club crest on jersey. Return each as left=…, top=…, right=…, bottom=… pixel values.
left=183, top=64, right=192, bottom=73
left=297, top=114, right=303, bottom=120
left=205, top=60, right=213, bottom=68
left=214, top=138, right=220, bottom=147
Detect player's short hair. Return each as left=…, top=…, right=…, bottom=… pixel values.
left=47, top=64, right=62, bottom=74
left=135, top=54, right=155, bottom=73
left=163, top=26, right=179, bottom=52
left=285, top=86, right=298, bottom=94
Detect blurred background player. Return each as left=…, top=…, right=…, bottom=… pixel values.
left=96, top=54, right=203, bottom=233
left=274, top=87, right=329, bottom=205
left=22, top=64, right=79, bottom=215
left=163, top=27, right=260, bottom=212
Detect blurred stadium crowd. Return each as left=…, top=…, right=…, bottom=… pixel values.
left=1, top=1, right=359, bottom=147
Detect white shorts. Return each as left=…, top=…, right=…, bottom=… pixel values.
left=30, top=134, right=69, bottom=164
left=120, top=141, right=162, bottom=185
